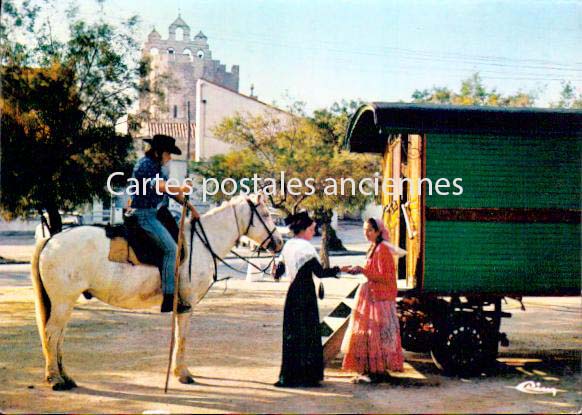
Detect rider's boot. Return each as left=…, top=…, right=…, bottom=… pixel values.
left=161, top=293, right=173, bottom=313
left=161, top=293, right=191, bottom=314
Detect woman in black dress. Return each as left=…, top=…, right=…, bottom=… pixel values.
left=274, top=212, right=340, bottom=387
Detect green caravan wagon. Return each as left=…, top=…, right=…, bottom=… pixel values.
left=344, top=103, right=582, bottom=375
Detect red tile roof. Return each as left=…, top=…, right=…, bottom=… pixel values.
left=147, top=122, right=196, bottom=140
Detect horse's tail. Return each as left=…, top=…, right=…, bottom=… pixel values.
left=34, top=219, right=51, bottom=242
left=31, top=234, right=51, bottom=356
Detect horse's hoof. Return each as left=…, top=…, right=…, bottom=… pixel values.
left=47, top=374, right=76, bottom=391
left=51, top=381, right=75, bottom=391
left=179, top=375, right=196, bottom=384
left=63, top=377, right=77, bottom=389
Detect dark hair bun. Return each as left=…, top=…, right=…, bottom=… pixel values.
left=284, top=214, right=296, bottom=226
left=285, top=211, right=314, bottom=234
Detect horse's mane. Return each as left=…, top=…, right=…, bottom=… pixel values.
left=202, top=194, right=250, bottom=218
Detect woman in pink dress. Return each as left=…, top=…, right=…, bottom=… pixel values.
left=341, top=218, right=404, bottom=383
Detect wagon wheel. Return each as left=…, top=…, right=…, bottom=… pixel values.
left=430, top=314, right=498, bottom=376
left=398, top=298, right=434, bottom=353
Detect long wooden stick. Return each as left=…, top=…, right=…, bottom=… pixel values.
left=164, top=199, right=189, bottom=393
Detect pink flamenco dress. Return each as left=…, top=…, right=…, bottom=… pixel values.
left=342, top=241, right=404, bottom=374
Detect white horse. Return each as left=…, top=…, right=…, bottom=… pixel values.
left=30, top=194, right=283, bottom=391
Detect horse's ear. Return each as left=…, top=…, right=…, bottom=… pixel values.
left=250, top=192, right=263, bottom=205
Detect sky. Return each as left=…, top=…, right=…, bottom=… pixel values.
left=43, top=0, right=581, bottom=111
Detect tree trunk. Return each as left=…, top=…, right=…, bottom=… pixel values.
left=328, top=225, right=347, bottom=251
left=45, top=200, right=62, bottom=234
left=320, top=217, right=330, bottom=268
left=317, top=209, right=346, bottom=268
left=318, top=209, right=332, bottom=268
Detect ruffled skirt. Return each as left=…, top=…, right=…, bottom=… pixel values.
left=342, top=283, right=404, bottom=374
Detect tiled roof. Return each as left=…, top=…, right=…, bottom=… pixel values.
left=144, top=122, right=196, bottom=159
left=148, top=122, right=195, bottom=139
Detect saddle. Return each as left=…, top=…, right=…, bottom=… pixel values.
left=105, top=206, right=186, bottom=267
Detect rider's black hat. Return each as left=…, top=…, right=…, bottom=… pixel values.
left=143, top=134, right=182, bottom=155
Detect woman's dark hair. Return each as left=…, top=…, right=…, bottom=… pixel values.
left=367, top=218, right=384, bottom=244
left=285, top=211, right=314, bottom=235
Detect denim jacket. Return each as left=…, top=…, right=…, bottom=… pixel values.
left=130, top=155, right=168, bottom=209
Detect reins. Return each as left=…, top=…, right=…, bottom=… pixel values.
left=188, top=198, right=279, bottom=291
left=231, top=199, right=278, bottom=275
left=229, top=249, right=276, bottom=275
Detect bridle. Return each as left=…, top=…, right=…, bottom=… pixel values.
left=188, top=197, right=280, bottom=286
left=233, top=199, right=279, bottom=252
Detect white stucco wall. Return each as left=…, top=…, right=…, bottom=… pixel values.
left=195, top=79, right=292, bottom=161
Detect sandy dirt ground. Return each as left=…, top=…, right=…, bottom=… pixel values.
left=0, top=228, right=580, bottom=414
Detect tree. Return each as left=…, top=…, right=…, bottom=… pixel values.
left=1, top=64, right=135, bottom=231
left=412, top=73, right=536, bottom=107
left=193, top=102, right=380, bottom=266
left=551, top=81, right=582, bottom=109
left=1, top=0, right=146, bottom=233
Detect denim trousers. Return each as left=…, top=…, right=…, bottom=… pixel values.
left=134, top=208, right=177, bottom=295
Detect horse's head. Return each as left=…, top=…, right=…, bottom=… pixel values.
left=240, top=193, right=284, bottom=253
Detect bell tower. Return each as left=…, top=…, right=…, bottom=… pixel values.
left=137, top=15, right=240, bottom=159
left=168, top=14, right=191, bottom=40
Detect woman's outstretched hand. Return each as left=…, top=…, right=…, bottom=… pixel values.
left=341, top=265, right=363, bottom=275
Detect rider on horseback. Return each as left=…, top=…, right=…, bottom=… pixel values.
left=131, top=134, right=200, bottom=313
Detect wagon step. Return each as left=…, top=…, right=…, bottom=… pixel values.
left=321, top=284, right=360, bottom=363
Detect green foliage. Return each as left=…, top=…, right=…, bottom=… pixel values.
left=412, top=73, right=536, bottom=107
left=551, top=81, right=582, bottom=109
left=312, top=100, right=363, bottom=148
left=192, top=101, right=379, bottom=261
left=193, top=102, right=380, bottom=216
left=1, top=63, right=135, bottom=224
left=0, top=0, right=142, bottom=230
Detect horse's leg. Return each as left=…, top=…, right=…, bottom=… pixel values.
left=173, top=311, right=195, bottom=384
left=57, top=326, right=77, bottom=388
left=45, top=301, right=76, bottom=391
